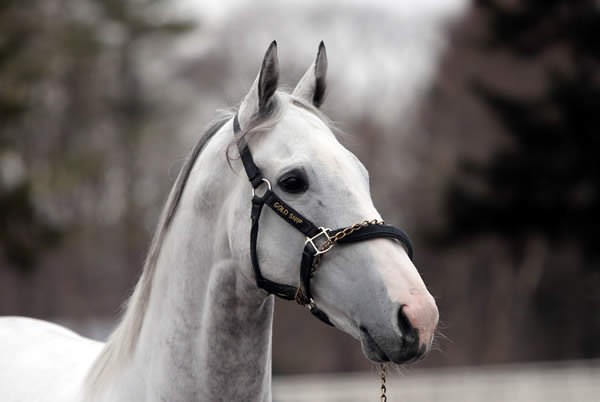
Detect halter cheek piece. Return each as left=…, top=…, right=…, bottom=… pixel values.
left=233, top=115, right=414, bottom=327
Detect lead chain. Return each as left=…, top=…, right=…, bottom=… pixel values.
left=330, top=219, right=384, bottom=244
left=307, top=219, right=390, bottom=402
left=308, top=221, right=389, bottom=401
left=379, top=364, right=387, bottom=402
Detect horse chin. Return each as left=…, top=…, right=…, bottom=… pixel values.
left=359, top=327, right=390, bottom=363
left=359, top=326, right=427, bottom=365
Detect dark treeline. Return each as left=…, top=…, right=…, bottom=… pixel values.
left=443, top=0, right=600, bottom=360
left=0, top=0, right=193, bottom=317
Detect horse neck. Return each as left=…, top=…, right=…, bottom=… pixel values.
left=135, top=243, right=275, bottom=402
left=89, top=124, right=275, bottom=402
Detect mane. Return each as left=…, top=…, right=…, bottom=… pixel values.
left=84, top=94, right=326, bottom=393
left=85, top=111, right=233, bottom=392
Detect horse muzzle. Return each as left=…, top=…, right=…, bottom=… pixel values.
left=359, top=299, right=438, bottom=364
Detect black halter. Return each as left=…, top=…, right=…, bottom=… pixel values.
left=233, top=115, right=414, bottom=326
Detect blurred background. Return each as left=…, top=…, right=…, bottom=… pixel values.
left=1, top=0, right=598, bottom=400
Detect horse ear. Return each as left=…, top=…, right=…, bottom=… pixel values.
left=292, top=41, right=328, bottom=108
left=238, top=41, right=279, bottom=130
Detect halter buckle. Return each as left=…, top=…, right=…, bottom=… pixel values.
left=305, top=227, right=334, bottom=256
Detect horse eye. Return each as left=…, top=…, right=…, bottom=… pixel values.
left=278, top=170, right=309, bottom=193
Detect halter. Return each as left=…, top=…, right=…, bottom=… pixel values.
left=233, top=115, right=414, bottom=327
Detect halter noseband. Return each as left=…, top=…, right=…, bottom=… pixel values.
left=233, top=115, right=414, bottom=326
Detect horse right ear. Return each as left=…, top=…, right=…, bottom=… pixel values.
left=292, top=41, right=328, bottom=108
left=237, top=41, right=279, bottom=130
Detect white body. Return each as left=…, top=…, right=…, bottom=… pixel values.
left=0, top=317, right=102, bottom=402
left=0, top=43, right=438, bottom=402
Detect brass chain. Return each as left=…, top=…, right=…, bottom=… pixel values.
left=328, top=219, right=384, bottom=245
left=304, top=220, right=390, bottom=402
left=379, top=364, right=387, bottom=402
left=327, top=222, right=388, bottom=402
left=311, top=219, right=384, bottom=272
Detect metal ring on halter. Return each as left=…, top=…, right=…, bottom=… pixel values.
left=251, top=178, right=272, bottom=198
left=304, top=227, right=334, bottom=256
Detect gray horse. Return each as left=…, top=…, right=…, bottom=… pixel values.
left=0, top=41, right=438, bottom=402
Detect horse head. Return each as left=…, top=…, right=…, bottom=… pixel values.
left=227, top=41, right=438, bottom=364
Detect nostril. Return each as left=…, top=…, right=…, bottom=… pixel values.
left=397, top=305, right=419, bottom=347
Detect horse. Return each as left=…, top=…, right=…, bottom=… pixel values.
left=0, top=41, right=438, bottom=402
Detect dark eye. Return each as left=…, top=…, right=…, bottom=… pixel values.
left=278, top=169, right=309, bottom=193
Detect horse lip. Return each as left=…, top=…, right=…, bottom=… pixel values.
left=359, top=326, right=390, bottom=362
left=359, top=326, right=426, bottom=364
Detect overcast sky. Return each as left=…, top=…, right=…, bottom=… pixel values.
left=159, top=0, right=470, bottom=140
left=176, top=0, right=468, bottom=26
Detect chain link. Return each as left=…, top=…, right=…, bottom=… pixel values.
left=329, top=219, right=384, bottom=245
left=379, top=364, right=387, bottom=402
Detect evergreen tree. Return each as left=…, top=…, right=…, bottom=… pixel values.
left=0, top=0, right=61, bottom=272
left=445, top=0, right=600, bottom=358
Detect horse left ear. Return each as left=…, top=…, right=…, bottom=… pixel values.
left=292, top=41, right=328, bottom=108
left=238, top=41, right=280, bottom=130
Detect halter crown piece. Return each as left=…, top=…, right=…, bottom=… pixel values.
left=233, top=114, right=414, bottom=327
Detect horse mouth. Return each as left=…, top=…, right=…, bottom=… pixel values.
left=359, top=327, right=390, bottom=362
left=359, top=326, right=426, bottom=364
